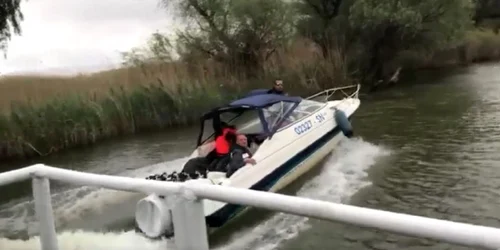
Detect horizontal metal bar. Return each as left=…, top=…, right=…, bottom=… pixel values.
left=1, top=164, right=500, bottom=249
left=33, top=165, right=183, bottom=195
left=0, top=165, right=38, bottom=187
left=185, top=182, right=500, bottom=249
left=0, top=164, right=182, bottom=195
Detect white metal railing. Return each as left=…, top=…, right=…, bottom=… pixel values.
left=1, top=164, right=500, bottom=250
left=306, top=84, right=360, bottom=102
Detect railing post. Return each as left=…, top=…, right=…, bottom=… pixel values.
left=32, top=177, right=59, bottom=250
left=171, top=189, right=209, bottom=250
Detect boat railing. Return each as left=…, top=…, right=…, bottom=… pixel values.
left=1, top=164, right=500, bottom=250
left=306, top=84, right=360, bottom=102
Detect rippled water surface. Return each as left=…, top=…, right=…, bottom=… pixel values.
left=1, top=63, right=500, bottom=250
left=277, top=63, right=500, bottom=250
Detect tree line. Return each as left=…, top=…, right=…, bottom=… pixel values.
left=2, top=0, right=500, bottom=84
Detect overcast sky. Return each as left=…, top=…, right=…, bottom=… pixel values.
left=0, top=0, right=176, bottom=75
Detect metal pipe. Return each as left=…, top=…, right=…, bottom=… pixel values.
left=34, top=164, right=183, bottom=195
left=171, top=188, right=209, bottom=250
left=0, top=165, right=37, bottom=187
left=185, top=182, right=500, bottom=250
left=2, top=165, right=500, bottom=249
left=32, top=177, right=59, bottom=250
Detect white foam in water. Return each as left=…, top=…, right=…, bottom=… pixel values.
left=0, top=157, right=190, bottom=237
left=0, top=138, right=389, bottom=250
left=0, top=230, right=173, bottom=250
left=214, top=137, right=391, bottom=250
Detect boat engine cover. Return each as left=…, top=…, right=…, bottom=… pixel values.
left=135, top=194, right=173, bottom=238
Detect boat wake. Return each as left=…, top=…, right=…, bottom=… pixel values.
left=0, top=157, right=190, bottom=238
left=214, top=137, right=390, bottom=250
left=0, top=137, right=390, bottom=250
left=0, top=230, right=171, bottom=250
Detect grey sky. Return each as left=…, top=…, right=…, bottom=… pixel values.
left=0, top=0, right=176, bottom=75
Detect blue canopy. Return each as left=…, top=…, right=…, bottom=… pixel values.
left=197, top=92, right=302, bottom=145
left=229, top=93, right=301, bottom=108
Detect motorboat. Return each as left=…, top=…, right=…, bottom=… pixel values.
left=135, top=84, right=361, bottom=238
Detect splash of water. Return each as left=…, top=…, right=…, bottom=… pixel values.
left=0, top=138, right=389, bottom=250
left=0, top=157, right=190, bottom=236
left=0, top=230, right=172, bottom=250
left=215, top=137, right=390, bottom=250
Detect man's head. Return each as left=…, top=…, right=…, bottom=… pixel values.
left=235, top=134, right=248, bottom=147
left=273, top=79, right=284, bottom=92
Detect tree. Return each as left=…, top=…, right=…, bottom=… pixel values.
left=348, top=0, right=475, bottom=83
left=162, top=0, right=296, bottom=74
left=120, top=31, right=174, bottom=67
left=294, top=0, right=346, bottom=57
left=474, top=0, right=500, bottom=25
left=0, top=0, right=24, bottom=54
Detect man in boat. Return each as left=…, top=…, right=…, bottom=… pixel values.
left=267, top=79, right=287, bottom=95
left=181, top=118, right=237, bottom=176
left=182, top=134, right=255, bottom=177
left=225, top=134, right=256, bottom=177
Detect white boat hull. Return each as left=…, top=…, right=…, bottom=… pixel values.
left=135, top=88, right=361, bottom=238
left=203, top=99, right=358, bottom=227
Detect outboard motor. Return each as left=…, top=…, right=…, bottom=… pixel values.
left=334, top=108, right=353, bottom=138
left=135, top=193, right=175, bottom=239
left=136, top=171, right=212, bottom=239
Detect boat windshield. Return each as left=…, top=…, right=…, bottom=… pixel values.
left=233, top=99, right=326, bottom=134
left=269, top=99, right=325, bottom=130
left=198, top=99, right=325, bottom=144
left=198, top=109, right=264, bottom=144
left=230, top=110, right=264, bottom=134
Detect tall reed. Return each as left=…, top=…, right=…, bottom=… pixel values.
left=0, top=39, right=350, bottom=161
left=1, top=29, right=499, bottom=161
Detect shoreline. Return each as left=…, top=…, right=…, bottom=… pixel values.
left=1, top=29, right=500, bottom=163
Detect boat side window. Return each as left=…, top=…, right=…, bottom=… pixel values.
left=200, top=111, right=246, bottom=144
left=230, top=110, right=264, bottom=134
left=262, top=101, right=296, bottom=131
left=294, top=99, right=324, bottom=116
left=270, top=99, right=325, bottom=131
left=201, top=118, right=216, bottom=144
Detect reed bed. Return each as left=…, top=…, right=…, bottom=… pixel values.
left=0, top=40, right=350, bottom=160
left=1, top=29, right=499, bottom=161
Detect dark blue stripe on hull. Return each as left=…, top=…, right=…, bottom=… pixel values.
left=205, top=118, right=349, bottom=228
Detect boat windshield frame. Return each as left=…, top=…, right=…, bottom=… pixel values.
left=196, top=95, right=302, bottom=146
left=195, top=84, right=360, bottom=146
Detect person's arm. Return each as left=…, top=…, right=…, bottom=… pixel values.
left=226, top=149, right=245, bottom=177
left=244, top=146, right=253, bottom=158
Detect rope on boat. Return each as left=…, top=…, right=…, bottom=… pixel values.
left=145, top=170, right=207, bottom=182
left=145, top=171, right=210, bottom=199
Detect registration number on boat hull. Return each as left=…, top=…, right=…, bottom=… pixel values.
left=294, top=120, right=312, bottom=135
left=294, top=113, right=327, bottom=135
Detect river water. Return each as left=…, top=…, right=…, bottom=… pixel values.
left=1, top=62, right=500, bottom=250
